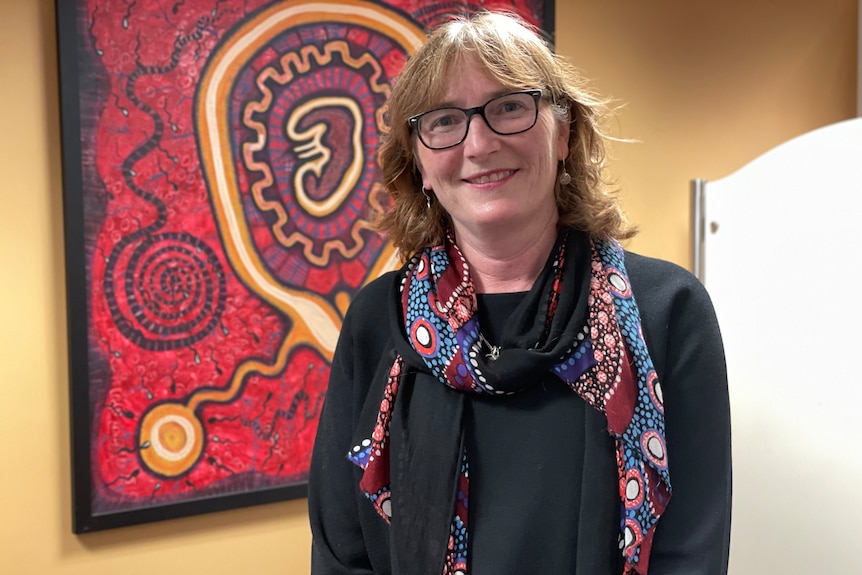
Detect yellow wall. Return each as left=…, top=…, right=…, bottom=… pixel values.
left=559, top=0, right=857, bottom=266
left=0, top=1, right=311, bottom=574
left=0, top=1, right=855, bottom=574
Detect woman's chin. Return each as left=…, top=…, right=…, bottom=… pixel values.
left=456, top=212, right=534, bottom=238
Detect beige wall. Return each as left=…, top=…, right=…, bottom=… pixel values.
left=0, top=1, right=855, bottom=574
left=0, top=2, right=311, bottom=574
left=559, top=0, right=857, bottom=266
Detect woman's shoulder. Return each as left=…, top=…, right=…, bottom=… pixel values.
left=622, top=250, right=712, bottom=311
left=621, top=249, right=725, bottom=390
left=329, top=269, right=402, bottom=387
left=338, top=268, right=402, bottom=346
left=345, top=269, right=401, bottom=319
left=623, top=250, right=699, bottom=288
left=622, top=249, right=721, bottom=341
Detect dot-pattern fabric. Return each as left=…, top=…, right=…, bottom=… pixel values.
left=347, top=232, right=670, bottom=575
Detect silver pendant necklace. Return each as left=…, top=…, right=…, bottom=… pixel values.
left=478, top=332, right=501, bottom=361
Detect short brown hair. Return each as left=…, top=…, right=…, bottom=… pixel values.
left=374, top=11, right=635, bottom=259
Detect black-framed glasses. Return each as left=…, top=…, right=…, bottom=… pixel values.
left=408, top=89, right=542, bottom=150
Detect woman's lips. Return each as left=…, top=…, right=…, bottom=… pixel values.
left=465, top=169, right=515, bottom=185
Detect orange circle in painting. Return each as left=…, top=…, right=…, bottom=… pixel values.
left=139, top=403, right=204, bottom=477
left=158, top=420, right=188, bottom=451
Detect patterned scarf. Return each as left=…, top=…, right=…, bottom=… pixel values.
left=348, top=230, right=670, bottom=575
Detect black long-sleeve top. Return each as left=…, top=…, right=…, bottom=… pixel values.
left=309, top=250, right=731, bottom=574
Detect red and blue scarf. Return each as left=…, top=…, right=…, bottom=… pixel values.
left=348, top=230, right=670, bottom=574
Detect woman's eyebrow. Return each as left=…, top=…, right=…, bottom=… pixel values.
left=430, top=89, right=521, bottom=110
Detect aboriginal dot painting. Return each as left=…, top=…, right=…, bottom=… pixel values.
left=57, top=0, right=551, bottom=531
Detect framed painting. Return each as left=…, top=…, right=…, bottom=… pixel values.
left=57, top=0, right=554, bottom=533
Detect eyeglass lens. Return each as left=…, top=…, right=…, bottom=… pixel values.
left=415, top=91, right=539, bottom=150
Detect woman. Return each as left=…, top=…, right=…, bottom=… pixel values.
left=309, top=11, right=731, bottom=575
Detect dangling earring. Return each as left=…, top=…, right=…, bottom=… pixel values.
left=559, top=162, right=572, bottom=186
left=422, top=187, right=432, bottom=208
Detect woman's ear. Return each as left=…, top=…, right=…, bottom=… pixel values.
left=413, top=159, right=427, bottom=189
left=556, top=114, right=571, bottom=162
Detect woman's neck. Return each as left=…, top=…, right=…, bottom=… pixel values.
left=454, top=219, right=559, bottom=294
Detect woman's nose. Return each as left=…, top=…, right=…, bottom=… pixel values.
left=462, top=114, right=500, bottom=156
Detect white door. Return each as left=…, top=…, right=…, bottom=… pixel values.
left=699, top=118, right=862, bottom=574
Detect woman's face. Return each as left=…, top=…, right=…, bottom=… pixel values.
left=414, top=58, right=569, bottom=242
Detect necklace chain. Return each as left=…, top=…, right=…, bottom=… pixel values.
left=478, top=332, right=501, bottom=361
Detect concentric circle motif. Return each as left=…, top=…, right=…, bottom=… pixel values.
left=623, top=518, right=643, bottom=557
left=607, top=269, right=632, bottom=298
left=647, top=370, right=664, bottom=413
left=378, top=491, right=392, bottom=518
left=410, top=318, right=438, bottom=357
left=624, top=468, right=645, bottom=507
left=223, top=9, right=418, bottom=277
left=641, top=429, right=667, bottom=468
left=414, top=253, right=430, bottom=281
left=139, top=402, right=204, bottom=477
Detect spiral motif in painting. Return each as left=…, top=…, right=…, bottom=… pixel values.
left=105, top=232, right=226, bottom=350
left=77, top=0, right=548, bottom=513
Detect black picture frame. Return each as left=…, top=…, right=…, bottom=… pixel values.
left=57, top=0, right=554, bottom=534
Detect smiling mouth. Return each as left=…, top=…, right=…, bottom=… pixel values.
left=467, top=170, right=515, bottom=185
